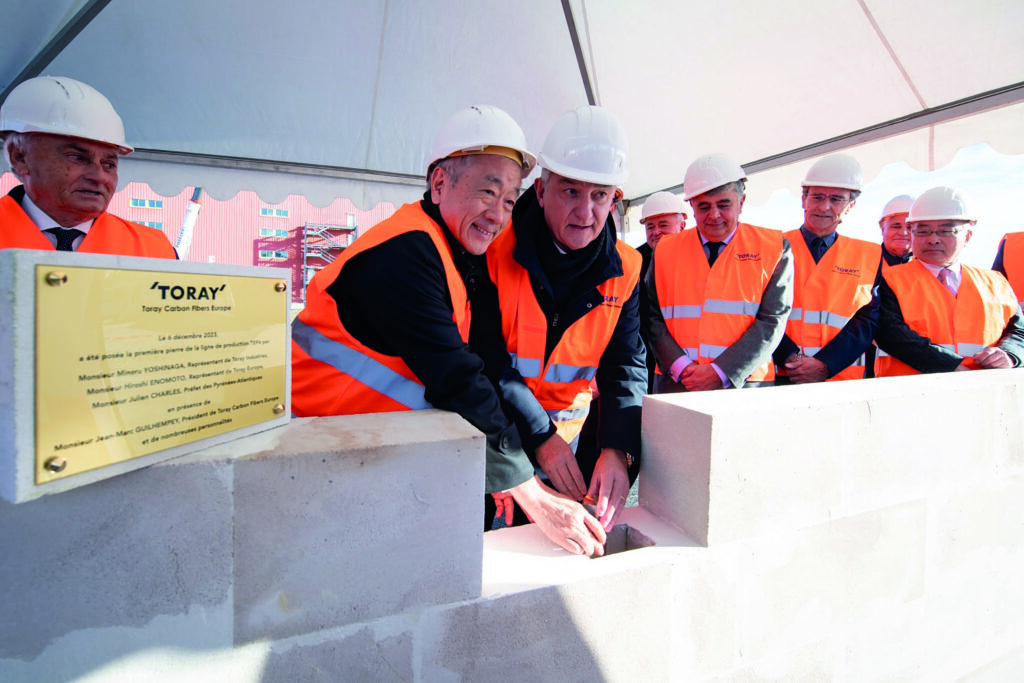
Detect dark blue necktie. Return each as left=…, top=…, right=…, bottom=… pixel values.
left=46, top=227, right=84, bottom=252
left=810, top=237, right=827, bottom=263
left=707, top=241, right=724, bottom=266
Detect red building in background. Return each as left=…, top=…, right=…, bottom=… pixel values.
left=1, top=173, right=400, bottom=305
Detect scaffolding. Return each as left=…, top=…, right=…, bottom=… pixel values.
left=301, top=222, right=356, bottom=297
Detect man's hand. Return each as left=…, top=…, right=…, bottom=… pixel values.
left=679, top=363, right=723, bottom=392
left=534, top=432, right=586, bottom=500
left=510, top=476, right=606, bottom=556
left=784, top=354, right=829, bottom=383
left=586, top=448, right=630, bottom=530
left=972, top=346, right=1012, bottom=369
left=491, top=491, right=515, bottom=526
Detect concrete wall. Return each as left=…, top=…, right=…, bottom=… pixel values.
left=2, top=371, right=1023, bottom=681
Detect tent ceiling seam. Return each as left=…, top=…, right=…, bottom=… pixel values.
left=364, top=0, right=392, bottom=171
left=857, top=0, right=926, bottom=109
left=561, top=0, right=597, bottom=106
left=0, top=0, right=112, bottom=105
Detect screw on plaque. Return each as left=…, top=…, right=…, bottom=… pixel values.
left=45, top=272, right=68, bottom=286
left=275, top=281, right=287, bottom=292
left=273, top=404, right=285, bottom=415
left=44, top=456, right=67, bottom=473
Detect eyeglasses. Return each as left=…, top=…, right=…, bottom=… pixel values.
left=805, top=193, right=851, bottom=206
left=910, top=227, right=965, bottom=238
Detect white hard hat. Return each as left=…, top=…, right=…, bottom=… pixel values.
left=683, top=153, right=746, bottom=201
left=428, top=105, right=535, bottom=177
left=880, top=194, right=914, bottom=220
left=0, top=76, right=132, bottom=154
left=641, top=191, right=686, bottom=222
left=908, top=186, right=975, bottom=223
left=538, top=105, right=628, bottom=186
left=801, top=153, right=862, bottom=191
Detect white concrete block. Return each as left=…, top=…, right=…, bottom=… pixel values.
left=262, top=625, right=414, bottom=682
left=0, top=458, right=234, bottom=662
left=640, top=371, right=1024, bottom=546
left=732, top=501, right=927, bottom=664
left=232, top=411, right=485, bottom=644
left=421, top=562, right=675, bottom=682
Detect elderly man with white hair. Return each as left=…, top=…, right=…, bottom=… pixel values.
left=0, top=76, right=175, bottom=257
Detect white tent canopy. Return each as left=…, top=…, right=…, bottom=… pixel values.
left=3, top=0, right=1023, bottom=209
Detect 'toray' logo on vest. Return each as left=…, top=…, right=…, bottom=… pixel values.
left=735, top=252, right=761, bottom=261
left=832, top=265, right=861, bottom=277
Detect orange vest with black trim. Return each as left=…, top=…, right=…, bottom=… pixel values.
left=784, top=230, right=880, bottom=381
left=291, top=202, right=471, bottom=417
left=653, top=224, right=784, bottom=383
left=1001, top=232, right=1024, bottom=308
left=488, top=228, right=641, bottom=445
left=875, top=261, right=1019, bottom=377
left=0, top=194, right=177, bottom=258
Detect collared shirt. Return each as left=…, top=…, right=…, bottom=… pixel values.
left=799, top=226, right=837, bottom=263
left=917, top=260, right=962, bottom=295
left=21, top=193, right=93, bottom=251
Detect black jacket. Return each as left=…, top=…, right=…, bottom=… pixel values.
left=325, top=194, right=535, bottom=493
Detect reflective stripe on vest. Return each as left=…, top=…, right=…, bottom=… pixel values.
left=798, top=309, right=851, bottom=329
left=509, top=353, right=542, bottom=379
left=544, top=362, right=599, bottom=384
left=292, top=319, right=431, bottom=410
left=703, top=298, right=762, bottom=316
left=661, top=304, right=702, bottom=320
left=547, top=404, right=591, bottom=423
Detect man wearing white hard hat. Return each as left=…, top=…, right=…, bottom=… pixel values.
left=637, top=191, right=686, bottom=391
left=292, top=106, right=609, bottom=557
left=645, top=153, right=793, bottom=392
left=773, top=153, right=881, bottom=383
left=486, top=105, right=645, bottom=539
left=0, top=76, right=175, bottom=257
left=879, top=194, right=914, bottom=268
left=993, top=232, right=1024, bottom=309
left=875, top=186, right=1024, bottom=376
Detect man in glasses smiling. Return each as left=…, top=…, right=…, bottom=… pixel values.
left=875, top=186, right=1024, bottom=376
left=773, top=153, right=882, bottom=383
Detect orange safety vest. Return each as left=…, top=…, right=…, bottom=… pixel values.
left=875, top=261, right=1019, bottom=377
left=653, top=224, right=784, bottom=383
left=0, top=193, right=177, bottom=258
left=291, top=202, right=471, bottom=416
left=1001, top=232, right=1024, bottom=307
left=488, top=228, right=641, bottom=444
left=784, top=230, right=880, bottom=381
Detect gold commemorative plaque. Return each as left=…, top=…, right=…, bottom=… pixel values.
left=35, top=266, right=288, bottom=483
